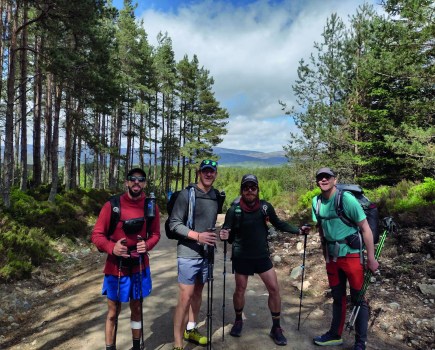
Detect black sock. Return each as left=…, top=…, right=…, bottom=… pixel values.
left=235, top=308, right=243, bottom=321
left=106, top=345, right=116, bottom=350
left=132, top=338, right=141, bottom=350
left=271, top=312, right=281, bottom=329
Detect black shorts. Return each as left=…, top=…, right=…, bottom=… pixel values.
left=232, top=256, right=273, bottom=275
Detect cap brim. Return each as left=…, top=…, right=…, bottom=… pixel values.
left=200, top=165, right=216, bottom=170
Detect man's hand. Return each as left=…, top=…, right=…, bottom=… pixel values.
left=113, top=238, right=129, bottom=258
left=136, top=236, right=147, bottom=254
left=219, top=228, right=230, bottom=241
left=366, top=256, right=379, bottom=273
left=299, top=224, right=311, bottom=235
left=198, top=230, right=217, bottom=246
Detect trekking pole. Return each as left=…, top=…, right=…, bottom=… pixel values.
left=346, top=217, right=397, bottom=332
left=221, top=228, right=229, bottom=342
left=206, top=228, right=216, bottom=350
left=137, top=236, right=145, bottom=350
left=114, top=238, right=127, bottom=347
left=297, top=225, right=310, bottom=331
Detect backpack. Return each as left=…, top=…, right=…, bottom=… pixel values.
left=108, top=194, right=154, bottom=238
left=165, top=186, right=225, bottom=240
left=228, top=198, right=272, bottom=253
left=229, top=198, right=271, bottom=238
left=315, top=184, right=379, bottom=245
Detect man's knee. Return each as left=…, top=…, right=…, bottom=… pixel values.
left=331, top=284, right=345, bottom=301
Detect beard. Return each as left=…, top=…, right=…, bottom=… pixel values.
left=242, top=193, right=258, bottom=205
left=128, top=186, right=142, bottom=198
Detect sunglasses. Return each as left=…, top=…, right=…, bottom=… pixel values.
left=203, top=160, right=217, bottom=166
left=242, top=185, right=258, bottom=192
left=128, top=176, right=146, bottom=182
left=316, top=174, right=332, bottom=181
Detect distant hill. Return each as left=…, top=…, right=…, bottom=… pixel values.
left=21, top=145, right=289, bottom=167
left=213, top=147, right=288, bottom=167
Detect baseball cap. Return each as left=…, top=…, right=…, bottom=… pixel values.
left=241, top=174, right=259, bottom=186
left=199, top=159, right=218, bottom=171
left=316, top=167, right=336, bottom=177
left=127, top=168, right=146, bottom=179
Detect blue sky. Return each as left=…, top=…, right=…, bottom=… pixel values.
left=113, top=0, right=379, bottom=152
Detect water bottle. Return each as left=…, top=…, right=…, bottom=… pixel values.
left=146, top=192, right=156, bottom=218
left=234, top=205, right=242, bottom=230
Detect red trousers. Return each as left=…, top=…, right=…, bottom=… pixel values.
left=325, top=253, right=368, bottom=341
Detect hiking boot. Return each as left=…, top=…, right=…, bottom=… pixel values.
left=313, top=331, right=343, bottom=346
left=184, top=328, right=208, bottom=346
left=269, top=327, right=287, bottom=346
left=230, top=320, right=243, bottom=337
left=353, top=340, right=366, bottom=350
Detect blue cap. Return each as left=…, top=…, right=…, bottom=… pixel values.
left=200, top=159, right=218, bottom=171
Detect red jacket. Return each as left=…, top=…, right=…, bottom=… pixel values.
left=91, top=192, right=160, bottom=275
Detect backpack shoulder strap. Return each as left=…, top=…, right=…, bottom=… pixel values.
left=214, top=188, right=225, bottom=214
left=259, top=200, right=271, bottom=232
left=186, top=186, right=196, bottom=230
left=108, top=194, right=121, bottom=238
left=315, top=195, right=322, bottom=223
left=335, top=189, right=356, bottom=227
left=145, top=194, right=154, bottom=238
left=260, top=200, right=269, bottom=220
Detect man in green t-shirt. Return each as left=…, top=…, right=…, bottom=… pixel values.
left=220, top=174, right=310, bottom=346
left=311, top=167, right=378, bottom=350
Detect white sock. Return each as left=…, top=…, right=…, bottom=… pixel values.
left=186, top=322, right=196, bottom=331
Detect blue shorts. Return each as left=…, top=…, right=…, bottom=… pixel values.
left=102, top=267, right=152, bottom=302
left=178, top=258, right=209, bottom=285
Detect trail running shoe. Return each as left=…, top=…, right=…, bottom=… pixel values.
left=230, top=320, right=243, bottom=337
left=353, top=340, right=366, bottom=350
left=183, top=328, right=208, bottom=346
left=313, top=331, right=343, bottom=346
left=269, top=327, right=287, bottom=346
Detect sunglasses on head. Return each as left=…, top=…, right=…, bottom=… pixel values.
left=242, top=185, right=258, bottom=192
left=316, top=174, right=332, bottom=181
left=128, top=175, right=146, bottom=182
left=203, top=160, right=217, bottom=166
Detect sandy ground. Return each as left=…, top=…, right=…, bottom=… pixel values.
left=1, top=219, right=410, bottom=350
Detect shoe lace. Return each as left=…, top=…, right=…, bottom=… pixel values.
left=273, top=327, right=284, bottom=337
left=190, top=328, right=203, bottom=338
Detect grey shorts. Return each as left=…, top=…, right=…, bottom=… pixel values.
left=177, top=257, right=209, bottom=285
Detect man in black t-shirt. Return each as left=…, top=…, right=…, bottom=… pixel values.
left=220, top=174, right=310, bottom=346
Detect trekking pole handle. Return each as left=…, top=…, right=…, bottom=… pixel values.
left=299, top=223, right=311, bottom=235
left=220, top=226, right=231, bottom=241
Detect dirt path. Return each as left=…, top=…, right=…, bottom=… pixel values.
left=1, top=220, right=410, bottom=350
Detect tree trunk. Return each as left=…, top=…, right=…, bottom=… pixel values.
left=64, top=90, right=72, bottom=190
left=48, top=82, right=62, bottom=203
left=2, top=1, right=19, bottom=207
left=43, top=73, right=53, bottom=183
left=19, top=0, right=28, bottom=191
left=32, top=34, right=42, bottom=187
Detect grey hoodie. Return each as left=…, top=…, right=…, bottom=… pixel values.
left=168, top=184, right=218, bottom=258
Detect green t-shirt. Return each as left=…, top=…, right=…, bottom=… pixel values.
left=312, top=191, right=366, bottom=257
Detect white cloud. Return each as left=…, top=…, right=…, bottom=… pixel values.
left=137, top=0, right=372, bottom=152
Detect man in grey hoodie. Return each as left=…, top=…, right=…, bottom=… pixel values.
left=169, top=160, right=220, bottom=350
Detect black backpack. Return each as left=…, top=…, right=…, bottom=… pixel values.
left=230, top=197, right=270, bottom=231
left=315, top=184, right=379, bottom=245
left=108, top=194, right=154, bottom=238
left=165, top=186, right=225, bottom=240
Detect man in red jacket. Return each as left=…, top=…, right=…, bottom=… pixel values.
left=92, top=168, right=160, bottom=350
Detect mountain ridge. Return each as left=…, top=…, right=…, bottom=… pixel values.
left=213, top=147, right=287, bottom=167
